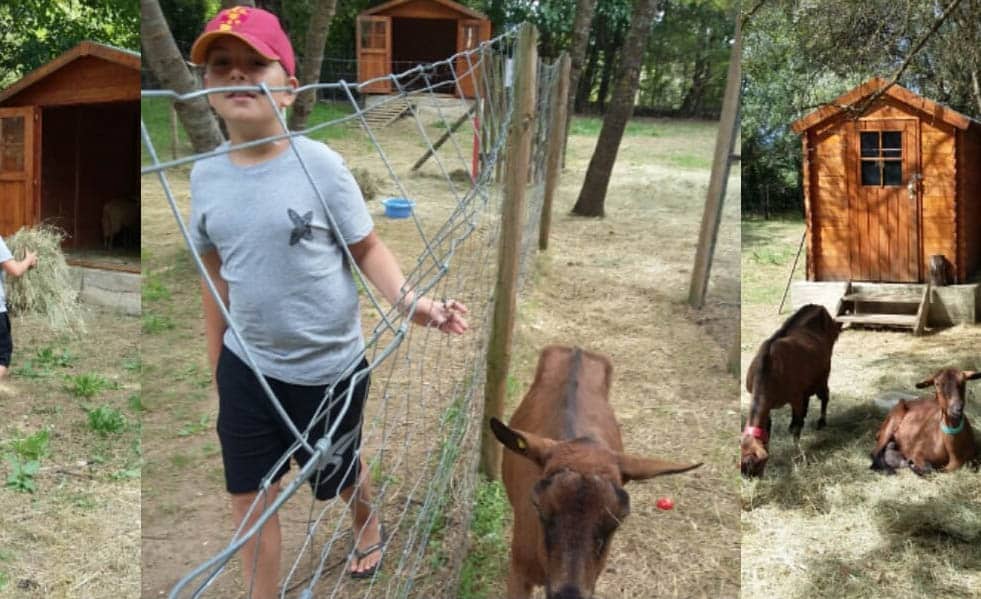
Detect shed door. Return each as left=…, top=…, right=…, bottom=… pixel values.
left=358, top=16, right=391, bottom=94
left=849, top=119, right=920, bottom=282
left=0, top=107, right=36, bottom=237
left=455, top=19, right=483, bottom=98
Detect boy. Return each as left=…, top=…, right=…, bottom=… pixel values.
left=0, top=235, right=38, bottom=379
left=187, top=6, right=468, bottom=596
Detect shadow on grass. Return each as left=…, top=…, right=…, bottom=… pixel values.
left=742, top=401, right=884, bottom=511
left=789, top=485, right=981, bottom=598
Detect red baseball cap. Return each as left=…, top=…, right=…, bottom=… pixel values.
left=191, top=6, right=296, bottom=77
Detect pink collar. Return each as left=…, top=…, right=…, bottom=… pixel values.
left=743, top=425, right=769, bottom=443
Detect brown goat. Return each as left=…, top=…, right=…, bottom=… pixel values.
left=490, top=345, right=701, bottom=599
left=870, top=368, right=981, bottom=475
left=742, top=304, right=842, bottom=477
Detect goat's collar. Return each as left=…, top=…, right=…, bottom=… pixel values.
left=743, top=425, right=769, bottom=443
left=941, top=416, right=965, bottom=435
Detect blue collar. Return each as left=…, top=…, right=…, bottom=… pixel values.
left=941, top=417, right=964, bottom=435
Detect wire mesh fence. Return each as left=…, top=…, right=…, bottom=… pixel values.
left=142, top=23, right=566, bottom=599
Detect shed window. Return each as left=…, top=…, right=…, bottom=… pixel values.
left=361, top=20, right=386, bottom=50
left=860, top=130, right=902, bottom=186
left=0, top=115, right=25, bottom=173
left=463, top=24, right=480, bottom=50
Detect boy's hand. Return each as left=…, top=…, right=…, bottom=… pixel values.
left=24, top=250, right=38, bottom=269
left=416, top=297, right=469, bottom=335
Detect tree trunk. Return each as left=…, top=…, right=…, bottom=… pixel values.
left=288, top=0, right=337, bottom=132
left=564, top=0, right=598, bottom=159
left=572, top=0, right=660, bottom=217
left=680, top=28, right=710, bottom=117
left=141, top=0, right=224, bottom=153
left=596, top=49, right=617, bottom=111
left=576, top=42, right=599, bottom=112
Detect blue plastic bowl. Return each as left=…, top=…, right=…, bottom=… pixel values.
left=382, top=197, right=415, bottom=219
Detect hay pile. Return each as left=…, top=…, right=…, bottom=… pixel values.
left=4, top=225, right=85, bottom=334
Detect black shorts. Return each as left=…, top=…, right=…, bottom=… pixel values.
left=0, top=312, right=11, bottom=367
left=215, top=346, right=370, bottom=500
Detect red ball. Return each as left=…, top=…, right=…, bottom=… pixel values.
left=656, top=497, right=674, bottom=510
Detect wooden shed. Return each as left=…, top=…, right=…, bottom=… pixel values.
left=0, top=41, right=140, bottom=261
left=792, top=77, right=981, bottom=284
left=357, top=0, right=491, bottom=98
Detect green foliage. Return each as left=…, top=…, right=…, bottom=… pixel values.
left=177, top=414, right=210, bottom=437
left=143, top=313, right=176, bottom=334
left=5, top=455, right=40, bottom=493
left=86, top=405, right=127, bottom=436
left=143, top=274, right=172, bottom=302
left=9, top=429, right=51, bottom=461
left=64, top=373, right=116, bottom=398
left=459, top=478, right=510, bottom=597
left=742, top=1, right=981, bottom=216
left=34, top=346, right=76, bottom=368
left=127, top=394, right=144, bottom=412
left=0, top=0, right=139, bottom=88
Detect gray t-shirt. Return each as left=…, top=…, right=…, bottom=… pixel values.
left=189, top=136, right=373, bottom=385
left=0, top=236, right=12, bottom=313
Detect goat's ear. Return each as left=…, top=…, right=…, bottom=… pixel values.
left=915, top=375, right=937, bottom=388
left=489, top=418, right=554, bottom=467
left=618, top=454, right=702, bottom=483
left=964, top=371, right=981, bottom=382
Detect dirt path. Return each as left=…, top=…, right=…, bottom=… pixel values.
left=140, top=116, right=740, bottom=598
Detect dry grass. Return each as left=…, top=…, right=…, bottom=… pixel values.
left=0, top=308, right=141, bottom=598
left=4, top=225, right=86, bottom=335
left=741, top=218, right=981, bottom=599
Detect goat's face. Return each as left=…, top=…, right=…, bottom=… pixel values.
left=916, top=369, right=981, bottom=423
left=532, top=464, right=626, bottom=599
left=489, top=418, right=702, bottom=599
left=740, top=435, right=768, bottom=478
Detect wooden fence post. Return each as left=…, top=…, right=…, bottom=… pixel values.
left=688, top=14, right=741, bottom=309
left=539, top=53, right=571, bottom=251
left=480, top=23, right=538, bottom=479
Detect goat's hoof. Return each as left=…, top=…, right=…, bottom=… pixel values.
left=816, top=418, right=826, bottom=430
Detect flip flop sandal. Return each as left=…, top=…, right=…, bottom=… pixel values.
left=349, top=524, right=387, bottom=580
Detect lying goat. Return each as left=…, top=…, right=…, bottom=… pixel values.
left=490, top=345, right=701, bottom=599
left=871, top=368, right=980, bottom=475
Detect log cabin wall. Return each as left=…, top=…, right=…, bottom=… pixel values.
left=960, top=127, right=981, bottom=281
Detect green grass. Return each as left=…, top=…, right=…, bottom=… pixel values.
left=143, top=312, right=176, bottom=334
left=86, top=405, right=127, bottom=436
left=143, top=274, right=172, bottom=302
left=177, top=414, right=210, bottom=437
left=4, top=455, right=40, bottom=493
left=34, top=346, right=76, bottom=368
left=63, top=373, right=117, bottom=398
left=458, top=478, right=510, bottom=598
left=569, top=116, right=718, bottom=139
left=740, top=217, right=806, bottom=306
left=9, top=429, right=50, bottom=461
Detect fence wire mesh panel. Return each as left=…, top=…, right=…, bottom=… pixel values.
left=142, top=24, right=564, bottom=599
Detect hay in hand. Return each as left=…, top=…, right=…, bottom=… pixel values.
left=4, top=225, right=86, bottom=334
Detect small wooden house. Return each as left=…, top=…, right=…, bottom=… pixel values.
left=791, top=77, right=981, bottom=284
left=0, top=41, right=140, bottom=258
left=357, top=0, right=491, bottom=98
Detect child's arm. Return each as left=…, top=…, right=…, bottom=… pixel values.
left=199, top=250, right=230, bottom=376
left=1, top=250, right=38, bottom=277
left=348, top=231, right=468, bottom=335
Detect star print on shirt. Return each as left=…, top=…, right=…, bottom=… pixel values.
left=288, top=208, right=314, bottom=246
